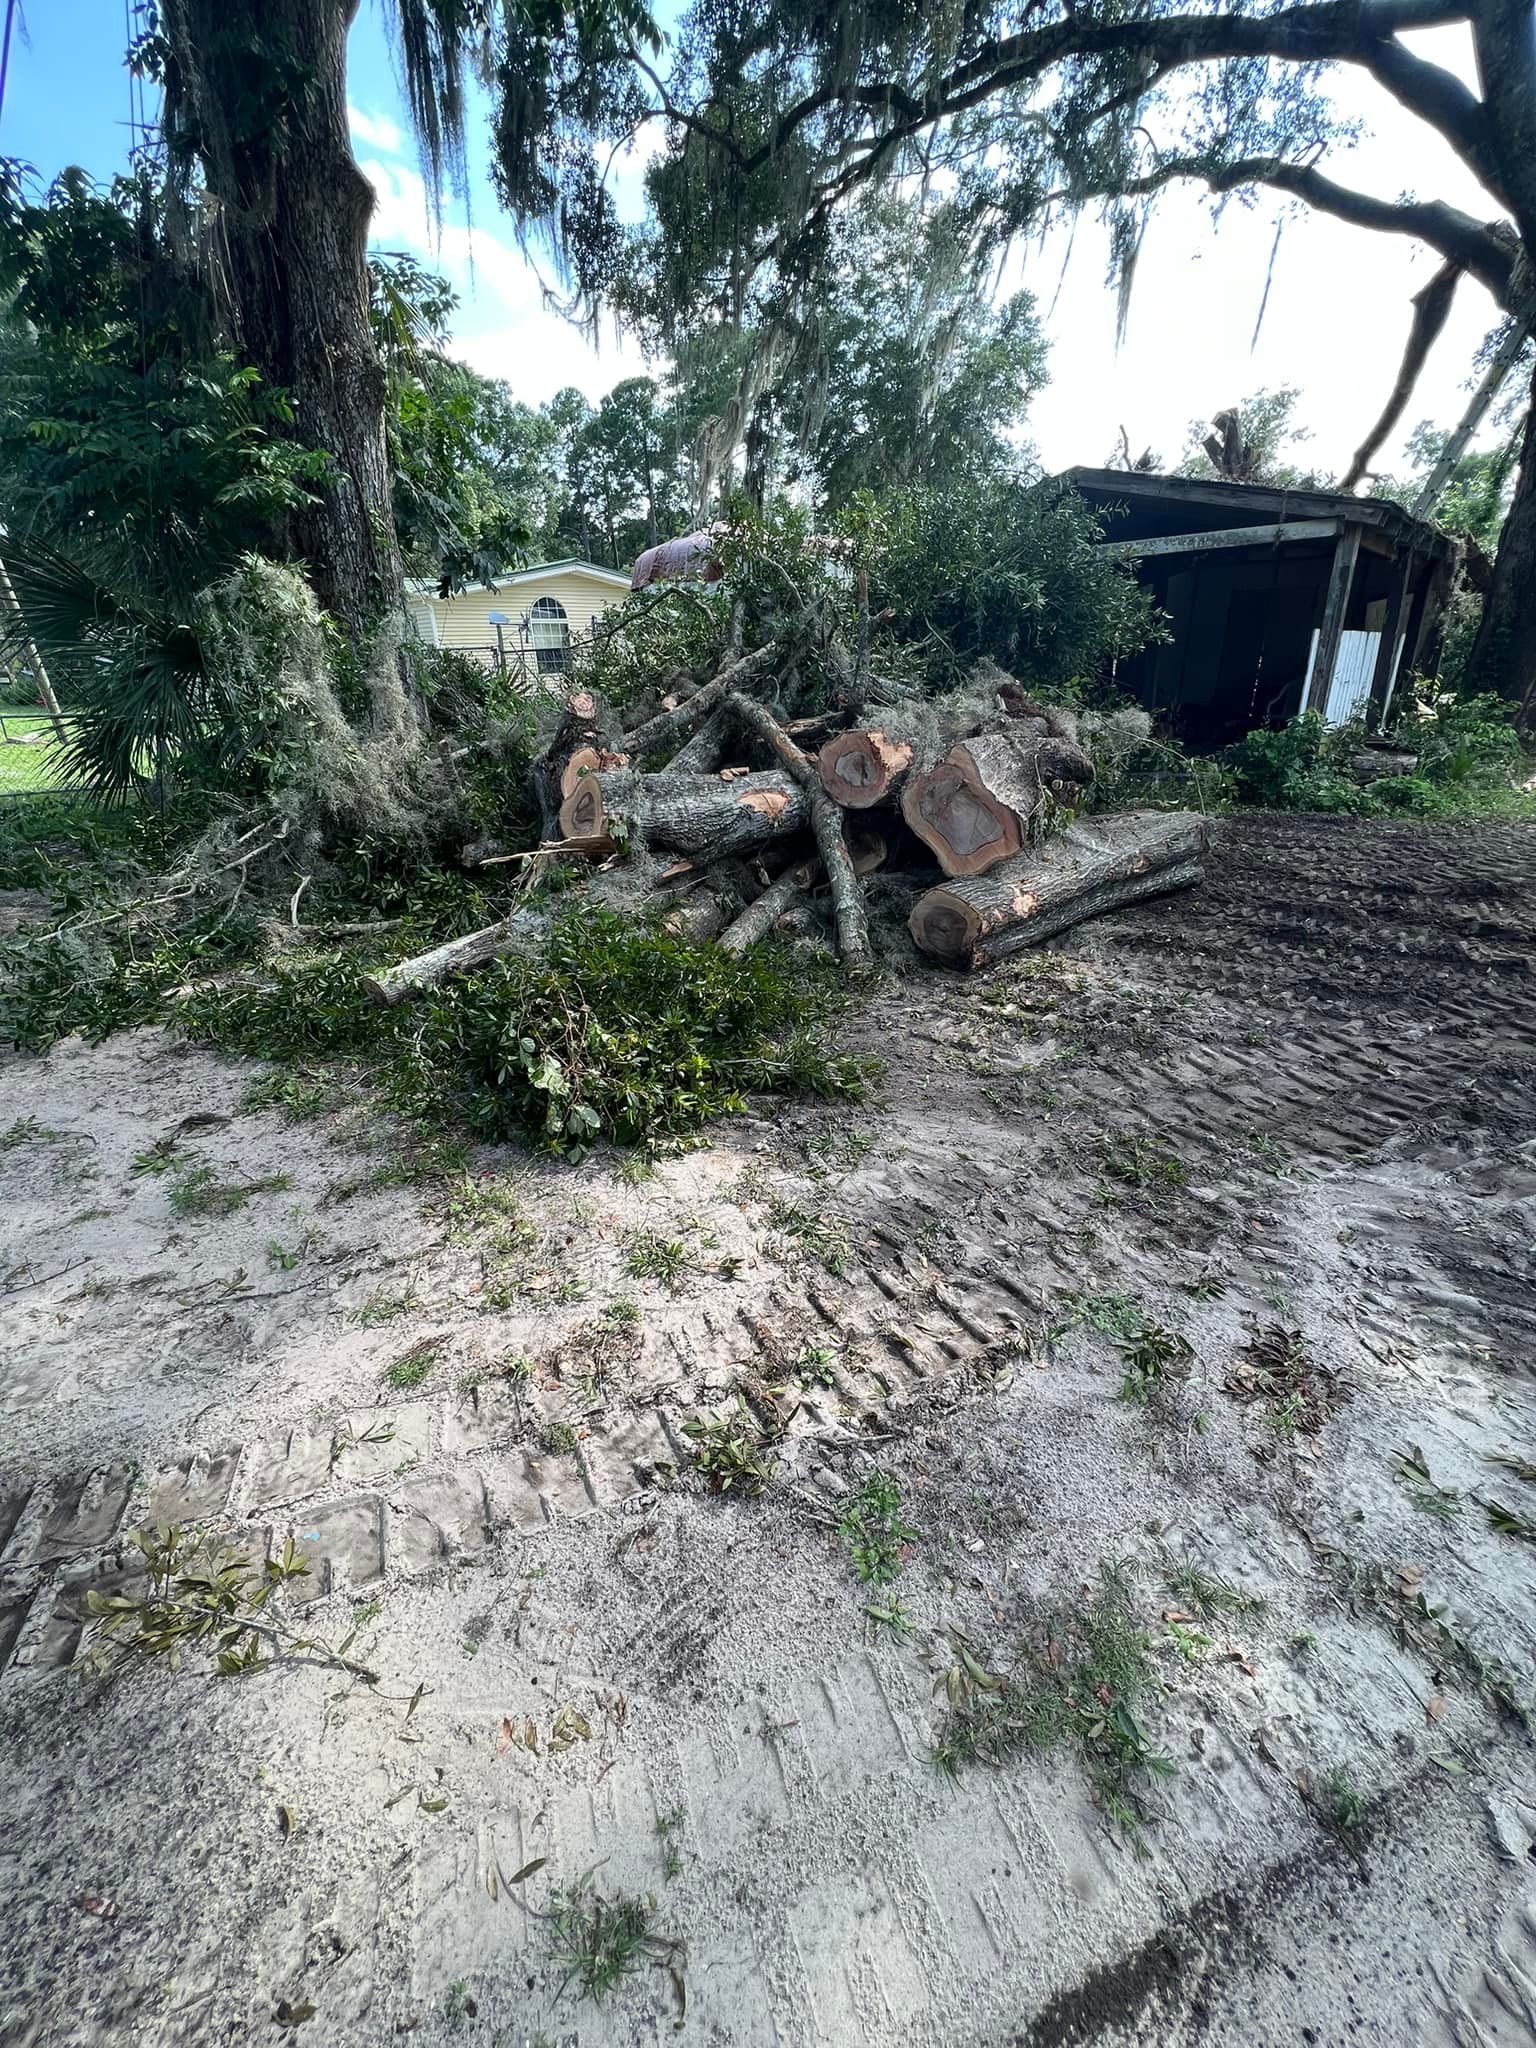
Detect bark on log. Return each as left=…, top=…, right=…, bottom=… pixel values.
left=900, top=730, right=1095, bottom=878
left=664, top=708, right=732, bottom=775
left=909, top=812, right=1209, bottom=968
left=362, top=911, right=545, bottom=1006
left=723, top=693, right=873, bottom=971
left=558, top=768, right=810, bottom=862
left=817, top=728, right=914, bottom=808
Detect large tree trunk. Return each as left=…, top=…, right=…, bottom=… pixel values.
left=559, top=768, right=810, bottom=860
left=901, top=731, right=1094, bottom=878
left=162, top=0, right=401, bottom=637
left=910, top=811, right=1209, bottom=968
left=1467, top=361, right=1536, bottom=725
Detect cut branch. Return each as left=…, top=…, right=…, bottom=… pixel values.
left=817, top=728, right=913, bottom=808
left=558, top=767, right=810, bottom=861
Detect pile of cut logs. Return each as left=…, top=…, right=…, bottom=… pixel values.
left=366, top=635, right=1209, bottom=1003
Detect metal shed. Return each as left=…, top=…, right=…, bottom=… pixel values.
left=1065, top=468, right=1456, bottom=748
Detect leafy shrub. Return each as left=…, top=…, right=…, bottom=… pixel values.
left=854, top=474, right=1158, bottom=695
left=181, top=909, right=866, bottom=1156
left=1224, top=695, right=1532, bottom=819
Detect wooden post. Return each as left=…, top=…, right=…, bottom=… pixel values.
left=1367, top=546, right=1413, bottom=726
left=1305, top=523, right=1361, bottom=715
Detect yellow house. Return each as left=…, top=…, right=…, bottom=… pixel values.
left=406, top=559, right=632, bottom=679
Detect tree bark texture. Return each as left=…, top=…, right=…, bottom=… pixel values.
left=901, top=731, right=1094, bottom=878
left=162, top=0, right=401, bottom=636
left=363, top=910, right=545, bottom=1005
left=1468, top=359, right=1536, bottom=726
left=559, top=768, right=810, bottom=861
left=909, top=811, right=1209, bottom=968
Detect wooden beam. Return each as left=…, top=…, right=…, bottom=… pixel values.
left=1097, top=518, right=1339, bottom=561
left=1368, top=548, right=1413, bottom=724
left=1305, top=524, right=1362, bottom=715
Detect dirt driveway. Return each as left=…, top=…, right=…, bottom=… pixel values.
left=3, top=813, right=1535, bottom=2047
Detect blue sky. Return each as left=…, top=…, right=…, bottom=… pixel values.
left=2, top=4, right=1511, bottom=480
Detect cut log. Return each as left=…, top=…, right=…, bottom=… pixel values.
left=817, top=728, right=913, bottom=808
left=558, top=768, right=809, bottom=862
left=900, top=730, right=1094, bottom=878
left=362, top=911, right=545, bottom=1006
left=528, top=692, right=609, bottom=840
left=560, top=744, right=629, bottom=800
left=909, top=811, right=1210, bottom=968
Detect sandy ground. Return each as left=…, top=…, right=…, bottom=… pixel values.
left=2, top=813, right=1536, bottom=2048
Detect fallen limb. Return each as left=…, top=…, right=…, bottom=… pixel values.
left=362, top=910, right=545, bottom=1006
left=621, top=634, right=799, bottom=758
left=723, top=693, right=873, bottom=972
left=909, top=810, right=1209, bottom=968
left=718, top=829, right=885, bottom=955
left=559, top=766, right=809, bottom=861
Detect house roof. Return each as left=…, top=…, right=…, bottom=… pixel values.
left=1061, top=467, right=1453, bottom=559
left=407, top=558, right=633, bottom=600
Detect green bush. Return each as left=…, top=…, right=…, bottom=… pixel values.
left=1224, top=695, right=1533, bottom=820
left=182, top=909, right=867, bottom=1156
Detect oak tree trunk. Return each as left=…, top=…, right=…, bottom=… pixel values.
left=1467, top=359, right=1536, bottom=727
left=817, top=728, right=913, bottom=807
left=162, top=0, right=401, bottom=637
left=558, top=768, right=810, bottom=860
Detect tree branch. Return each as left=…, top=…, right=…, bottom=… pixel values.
left=1113, top=155, right=1516, bottom=306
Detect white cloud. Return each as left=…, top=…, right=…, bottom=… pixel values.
left=360, top=156, right=653, bottom=402
left=349, top=106, right=405, bottom=156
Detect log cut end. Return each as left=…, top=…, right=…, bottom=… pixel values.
left=556, top=775, right=615, bottom=856
left=817, top=728, right=913, bottom=808
left=900, top=760, right=1023, bottom=876
left=559, top=745, right=629, bottom=800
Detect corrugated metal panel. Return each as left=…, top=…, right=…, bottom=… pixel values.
left=1305, top=628, right=1384, bottom=727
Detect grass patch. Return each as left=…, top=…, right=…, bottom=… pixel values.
left=540, top=1421, right=579, bottom=1456
left=682, top=1398, right=778, bottom=1496
left=932, top=1562, right=1174, bottom=1847
left=545, top=1879, right=678, bottom=2005
left=839, top=1471, right=916, bottom=1586
left=1096, top=1133, right=1189, bottom=1191
left=625, top=1229, right=692, bottom=1291
left=382, top=1344, right=438, bottom=1391
left=1163, top=1563, right=1265, bottom=1620
left=765, top=1198, right=852, bottom=1275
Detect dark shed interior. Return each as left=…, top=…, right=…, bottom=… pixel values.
left=1063, top=469, right=1455, bottom=749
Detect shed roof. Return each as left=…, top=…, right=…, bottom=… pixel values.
left=1062, top=467, right=1453, bottom=559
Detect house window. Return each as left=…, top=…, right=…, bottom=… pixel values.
left=527, top=596, right=571, bottom=674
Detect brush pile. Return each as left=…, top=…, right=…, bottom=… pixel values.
left=368, top=604, right=1211, bottom=1001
